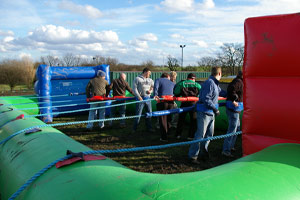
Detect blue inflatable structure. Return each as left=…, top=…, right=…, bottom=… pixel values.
left=34, top=64, right=110, bottom=123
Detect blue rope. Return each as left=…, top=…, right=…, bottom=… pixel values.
left=25, top=98, right=155, bottom=118
left=8, top=131, right=242, bottom=200
left=17, top=100, right=116, bottom=111
left=4, top=98, right=87, bottom=107
left=0, top=115, right=144, bottom=146
left=0, top=93, right=86, bottom=100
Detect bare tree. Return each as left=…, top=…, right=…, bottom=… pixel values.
left=197, top=56, right=219, bottom=72
left=40, top=55, right=61, bottom=66
left=217, top=43, right=244, bottom=75
left=167, top=55, right=180, bottom=71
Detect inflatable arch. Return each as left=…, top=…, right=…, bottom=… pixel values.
left=243, top=13, right=300, bottom=155
left=0, top=13, right=299, bottom=200
left=34, top=64, right=110, bottom=123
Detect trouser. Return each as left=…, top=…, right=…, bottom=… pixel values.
left=222, top=108, right=240, bottom=153
left=176, top=102, right=197, bottom=138
left=156, top=101, right=175, bottom=140
left=188, top=111, right=215, bottom=159
left=109, top=101, right=126, bottom=126
left=86, top=102, right=105, bottom=129
left=133, top=97, right=152, bottom=131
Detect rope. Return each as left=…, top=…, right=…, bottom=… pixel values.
left=3, top=98, right=87, bottom=107
left=8, top=131, right=242, bottom=200
left=25, top=98, right=156, bottom=118
left=17, top=100, right=116, bottom=111
left=0, top=115, right=144, bottom=146
left=0, top=93, right=85, bottom=100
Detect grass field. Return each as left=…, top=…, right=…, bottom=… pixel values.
left=54, top=114, right=242, bottom=174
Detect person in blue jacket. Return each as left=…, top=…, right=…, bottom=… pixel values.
left=153, top=73, right=175, bottom=141
left=222, top=71, right=243, bottom=157
left=188, top=66, right=226, bottom=164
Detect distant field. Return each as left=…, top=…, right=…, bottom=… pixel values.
left=0, top=84, right=34, bottom=96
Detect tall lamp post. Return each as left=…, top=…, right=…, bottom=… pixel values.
left=180, top=44, right=186, bottom=67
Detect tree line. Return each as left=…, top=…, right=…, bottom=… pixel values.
left=0, top=43, right=243, bottom=91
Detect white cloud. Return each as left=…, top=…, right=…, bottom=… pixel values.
left=192, top=40, right=208, bottom=48
left=137, top=33, right=158, bottom=41
left=59, top=0, right=102, bottom=19
left=170, top=33, right=184, bottom=39
left=129, top=39, right=148, bottom=49
left=160, top=0, right=194, bottom=13
left=0, top=30, right=14, bottom=37
left=160, top=0, right=215, bottom=13
left=25, top=25, right=119, bottom=44
left=19, top=52, right=32, bottom=59
left=3, top=36, right=14, bottom=43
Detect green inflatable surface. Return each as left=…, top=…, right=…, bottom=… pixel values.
left=0, top=99, right=300, bottom=199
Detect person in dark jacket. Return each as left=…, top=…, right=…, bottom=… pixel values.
left=86, top=70, right=109, bottom=130
left=173, top=73, right=201, bottom=139
left=188, top=67, right=226, bottom=164
left=153, top=73, right=175, bottom=141
left=222, top=71, right=243, bottom=157
left=107, top=73, right=135, bottom=128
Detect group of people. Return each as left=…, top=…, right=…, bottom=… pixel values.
left=85, top=66, right=243, bottom=164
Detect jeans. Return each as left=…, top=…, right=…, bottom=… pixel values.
left=188, top=111, right=215, bottom=159
left=222, top=108, right=240, bottom=153
left=86, top=102, right=105, bottom=129
left=133, top=97, right=152, bottom=131
left=109, top=101, right=126, bottom=126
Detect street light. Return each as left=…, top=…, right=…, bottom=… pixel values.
left=180, top=44, right=186, bottom=67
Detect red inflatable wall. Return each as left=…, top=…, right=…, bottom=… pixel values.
left=243, top=13, right=300, bottom=155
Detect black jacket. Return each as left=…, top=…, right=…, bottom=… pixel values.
left=226, top=77, right=243, bottom=102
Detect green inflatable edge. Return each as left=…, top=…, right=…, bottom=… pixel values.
left=0, top=99, right=300, bottom=200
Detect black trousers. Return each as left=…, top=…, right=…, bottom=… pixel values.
left=156, top=101, right=175, bottom=140
left=176, top=102, right=197, bottom=138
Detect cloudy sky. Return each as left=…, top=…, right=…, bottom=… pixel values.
left=1, top=0, right=300, bottom=66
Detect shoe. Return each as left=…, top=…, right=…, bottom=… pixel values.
left=99, top=124, right=104, bottom=129
left=176, top=135, right=181, bottom=139
left=189, top=158, right=200, bottom=164
left=231, top=147, right=236, bottom=152
left=222, top=151, right=234, bottom=157
left=160, top=138, right=168, bottom=142
left=187, top=137, right=194, bottom=140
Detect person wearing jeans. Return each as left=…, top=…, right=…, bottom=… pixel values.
left=188, top=67, right=226, bottom=164
left=222, top=71, right=243, bottom=157
left=222, top=108, right=240, bottom=156
left=85, top=70, right=109, bottom=130
left=132, top=68, right=154, bottom=133
left=133, top=96, right=153, bottom=132
left=86, top=102, right=106, bottom=129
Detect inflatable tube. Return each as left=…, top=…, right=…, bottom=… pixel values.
left=0, top=95, right=39, bottom=115
left=0, top=99, right=299, bottom=199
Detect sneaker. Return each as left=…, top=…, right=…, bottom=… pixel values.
left=222, top=151, right=234, bottom=157
left=187, top=137, right=194, bottom=140
left=189, top=158, right=200, bottom=164
left=176, top=135, right=181, bottom=139
left=160, top=138, right=168, bottom=142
